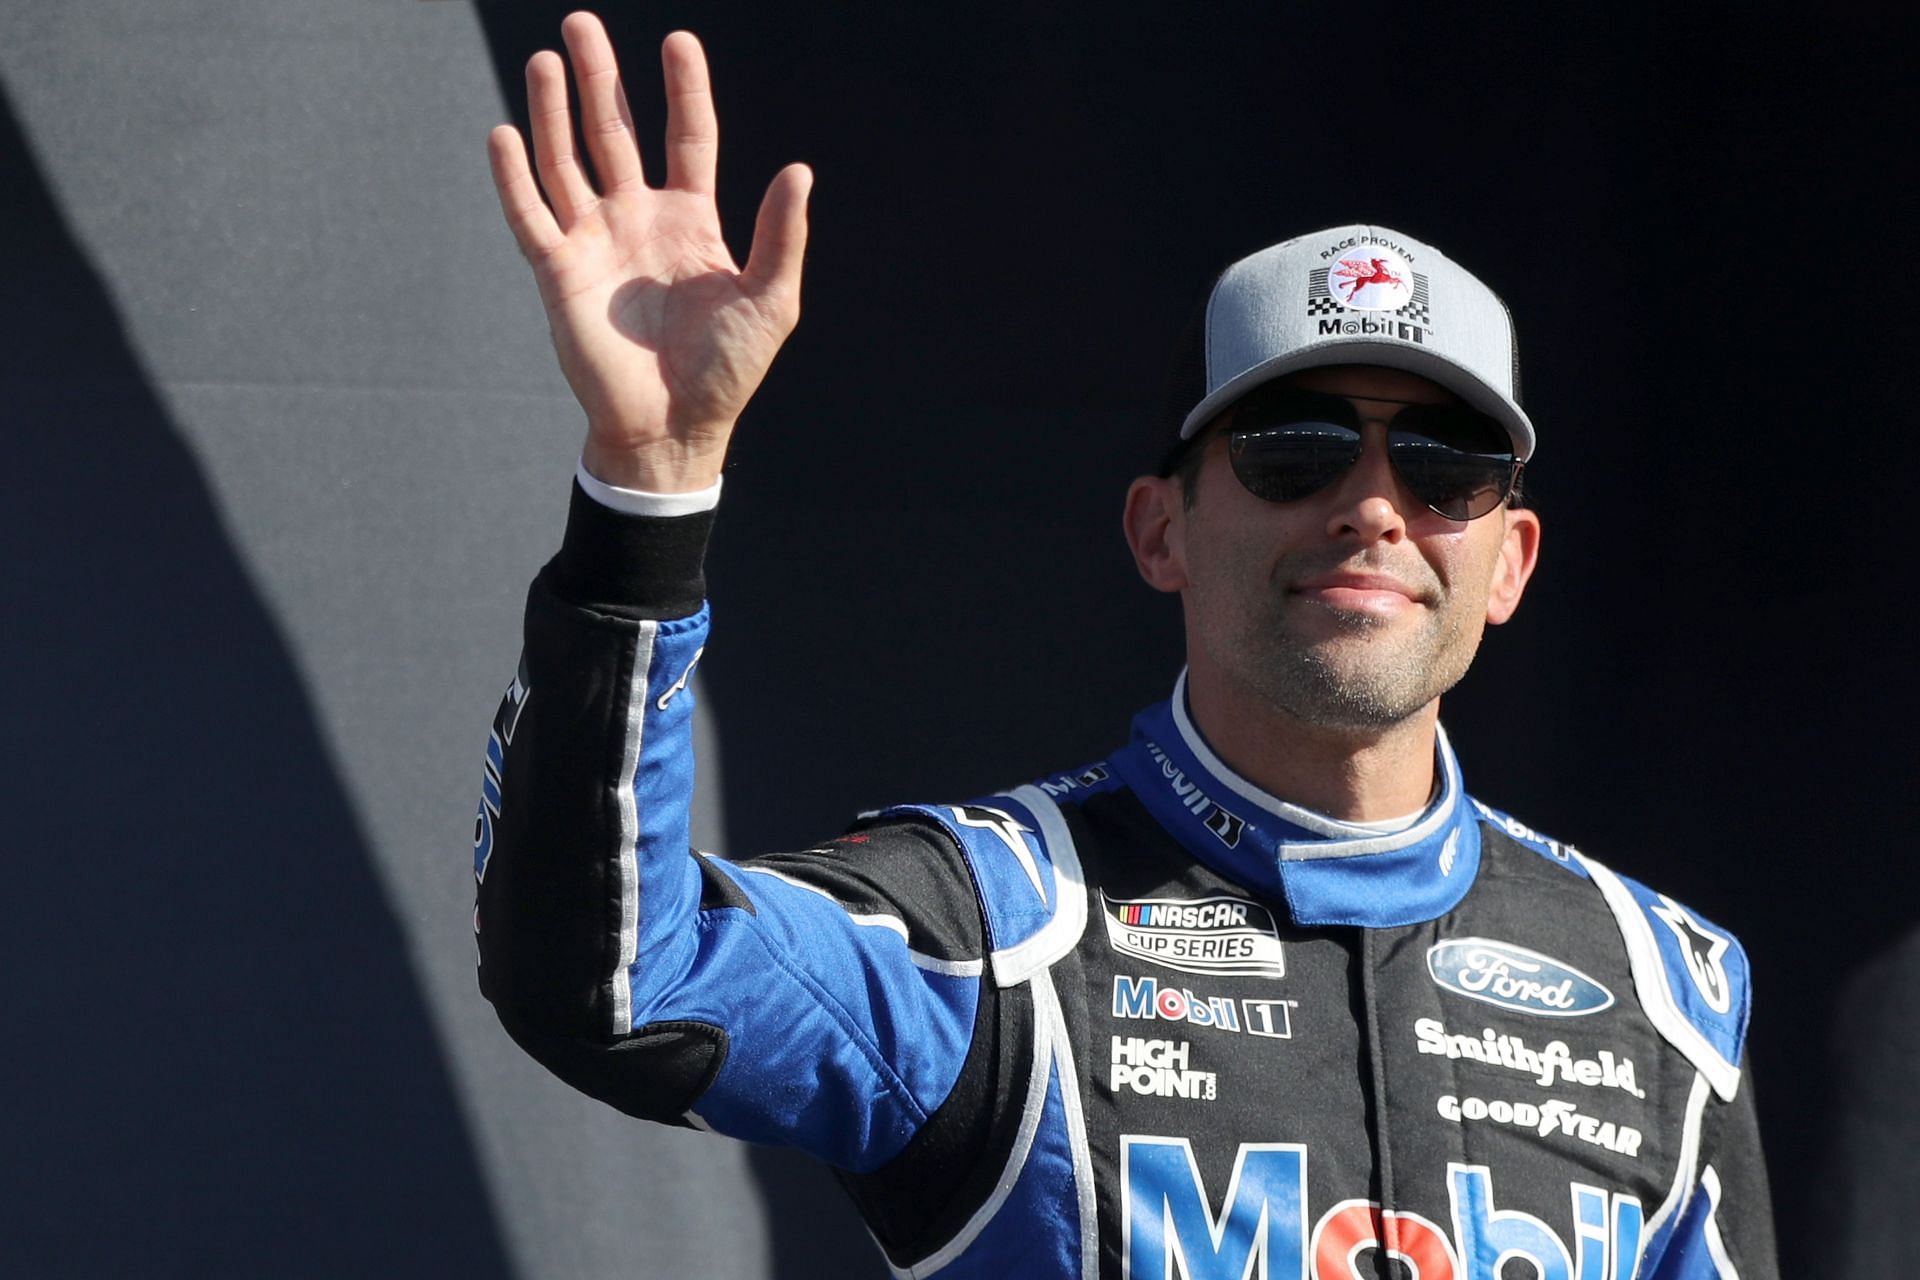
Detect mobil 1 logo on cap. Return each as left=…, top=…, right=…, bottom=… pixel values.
left=1102, top=893, right=1285, bottom=978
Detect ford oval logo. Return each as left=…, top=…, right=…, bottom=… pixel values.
left=1426, top=938, right=1615, bottom=1017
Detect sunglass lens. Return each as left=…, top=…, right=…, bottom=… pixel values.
left=1385, top=433, right=1512, bottom=520
left=1384, top=404, right=1515, bottom=520
left=1228, top=423, right=1363, bottom=504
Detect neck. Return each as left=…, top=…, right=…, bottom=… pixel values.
left=1181, top=663, right=1440, bottom=823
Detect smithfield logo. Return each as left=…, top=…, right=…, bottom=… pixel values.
left=1427, top=938, right=1615, bottom=1018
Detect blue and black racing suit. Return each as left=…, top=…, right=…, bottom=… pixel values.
left=474, top=485, right=1778, bottom=1279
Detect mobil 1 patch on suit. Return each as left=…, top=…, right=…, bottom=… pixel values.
left=1100, top=892, right=1284, bottom=978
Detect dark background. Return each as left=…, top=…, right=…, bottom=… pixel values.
left=4, top=1, right=1912, bottom=1274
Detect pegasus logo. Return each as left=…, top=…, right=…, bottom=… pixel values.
left=1332, top=256, right=1406, bottom=301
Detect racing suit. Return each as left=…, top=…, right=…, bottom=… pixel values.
left=474, top=485, right=1779, bottom=1279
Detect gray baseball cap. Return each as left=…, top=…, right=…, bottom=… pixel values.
left=1174, top=224, right=1535, bottom=461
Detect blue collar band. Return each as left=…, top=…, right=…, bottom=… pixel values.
left=1107, top=674, right=1481, bottom=928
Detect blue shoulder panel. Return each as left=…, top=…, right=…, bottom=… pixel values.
left=1573, top=853, right=1750, bottom=1100
left=1622, top=874, right=1750, bottom=1065
left=878, top=773, right=1097, bottom=987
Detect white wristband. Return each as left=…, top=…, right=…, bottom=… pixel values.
left=576, top=457, right=723, bottom=517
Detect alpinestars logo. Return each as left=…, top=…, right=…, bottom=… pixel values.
left=1650, top=894, right=1733, bottom=1014
left=655, top=645, right=704, bottom=710
left=950, top=805, right=1048, bottom=904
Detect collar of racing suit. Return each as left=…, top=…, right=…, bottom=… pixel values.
left=1107, top=671, right=1481, bottom=929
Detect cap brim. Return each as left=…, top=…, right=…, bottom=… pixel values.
left=1179, top=338, right=1537, bottom=461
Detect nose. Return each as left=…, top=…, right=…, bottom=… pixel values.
left=1323, top=426, right=1411, bottom=544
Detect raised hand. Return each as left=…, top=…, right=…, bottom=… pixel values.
left=486, top=12, right=811, bottom=492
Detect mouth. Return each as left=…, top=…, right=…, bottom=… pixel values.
left=1289, top=571, right=1425, bottom=617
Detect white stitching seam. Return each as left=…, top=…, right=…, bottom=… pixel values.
left=609, top=619, right=657, bottom=1037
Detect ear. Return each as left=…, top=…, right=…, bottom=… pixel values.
left=1485, top=506, right=1542, bottom=626
left=1124, top=475, right=1189, bottom=594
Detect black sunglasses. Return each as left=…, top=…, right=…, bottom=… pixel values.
left=1213, top=386, right=1522, bottom=522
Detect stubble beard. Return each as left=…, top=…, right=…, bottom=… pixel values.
left=1215, top=569, right=1484, bottom=732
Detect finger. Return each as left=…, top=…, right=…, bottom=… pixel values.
left=561, top=11, right=645, bottom=193
left=525, top=48, right=597, bottom=225
left=661, top=31, right=719, bottom=195
left=486, top=125, right=566, bottom=259
left=743, top=163, right=812, bottom=307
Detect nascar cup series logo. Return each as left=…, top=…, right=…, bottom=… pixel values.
left=1427, top=938, right=1614, bottom=1017
left=1328, top=245, right=1414, bottom=311
left=1102, top=893, right=1284, bottom=978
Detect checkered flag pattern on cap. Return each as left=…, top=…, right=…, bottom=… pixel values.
left=1400, top=274, right=1431, bottom=326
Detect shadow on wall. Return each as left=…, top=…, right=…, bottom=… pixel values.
left=0, top=86, right=509, bottom=1274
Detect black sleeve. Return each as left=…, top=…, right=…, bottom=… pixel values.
left=471, top=484, right=995, bottom=1164
left=1696, top=1063, right=1779, bottom=1280
left=1645, top=1058, right=1778, bottom=1280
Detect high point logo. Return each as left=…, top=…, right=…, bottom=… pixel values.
left=1102, top=893, right=1285, bottom=979
left=1427, top=938, right=1615, bottom=1017
left=1109, top=1036, right=1217, bottom=1101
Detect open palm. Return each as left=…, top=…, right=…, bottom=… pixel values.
left=487, top=13, right=811, bottom=491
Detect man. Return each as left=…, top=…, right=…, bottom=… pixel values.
left=474, top=14, right=1776, bottom=1277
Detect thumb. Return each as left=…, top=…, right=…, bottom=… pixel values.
left=743, top=163, right=812, bottom=308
